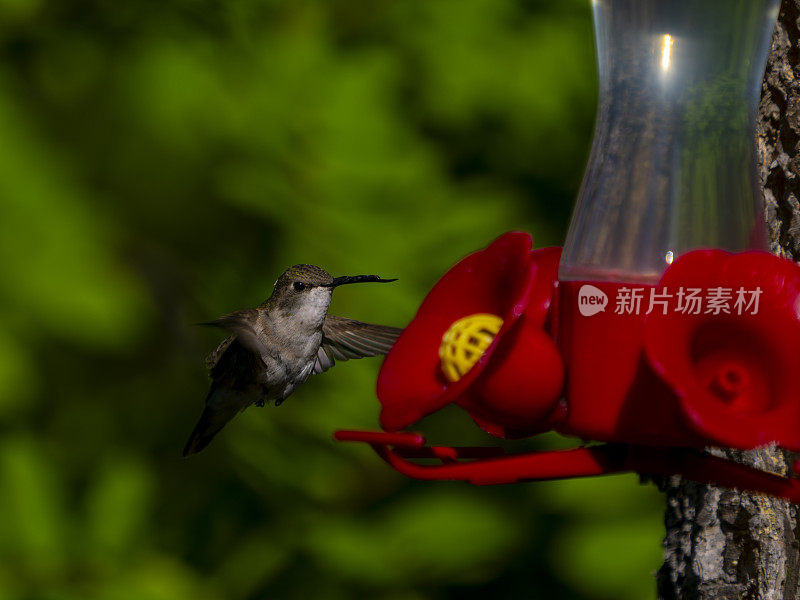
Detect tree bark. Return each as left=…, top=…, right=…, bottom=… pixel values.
left=657, top=2, right=800, bottom=598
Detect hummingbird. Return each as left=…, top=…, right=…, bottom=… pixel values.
left=183, top=264, right=402, bottom=455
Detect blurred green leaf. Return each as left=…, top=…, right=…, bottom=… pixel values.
left=86, top=456, right=154, bottom=563
left=306, top=490, right=523, bottom=586
left=0, top=435, right=66, bottom=575
left=535, top=473, right=664, bottom=517
left=552, top=516, right=663, bottom=600
left=91, top=556, right=220, bottom=600
left=0, top=325, right=36, bottom=417
left=0, top=0, right=41, bottom=21
left=0, top=82, right=150, bottom=348
left=210, top=529, right=293, bottom=600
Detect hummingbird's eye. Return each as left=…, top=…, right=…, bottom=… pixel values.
left=293, top=281, right=306, bottom=292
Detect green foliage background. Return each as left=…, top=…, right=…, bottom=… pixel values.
left=0, top=0, right=664, bottom=598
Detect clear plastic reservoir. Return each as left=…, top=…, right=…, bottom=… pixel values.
left=559, top=0, right=780, bottom=284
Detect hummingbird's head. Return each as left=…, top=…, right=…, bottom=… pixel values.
left=268, top=264, right=397, bottom=319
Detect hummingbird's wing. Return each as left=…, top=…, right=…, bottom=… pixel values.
left=199, top=309, right=269, bottom=366
left=205, top=335, right=234, bottom=370
left=314, top=315, right=403, bottom=374
left=186, top=334, right=265, bottom=455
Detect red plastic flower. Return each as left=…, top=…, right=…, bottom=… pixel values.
left=377, top=232, right=564, bottom=438
left=645, top=250, right=800, bottom=450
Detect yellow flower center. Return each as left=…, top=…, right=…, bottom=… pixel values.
left=439, top=313, right=504, bottom=382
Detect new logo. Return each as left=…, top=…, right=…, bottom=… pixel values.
left=578, top=284, right=608, bottom=316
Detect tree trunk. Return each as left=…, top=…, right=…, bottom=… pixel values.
left=657, top=1, right=800, bottom=598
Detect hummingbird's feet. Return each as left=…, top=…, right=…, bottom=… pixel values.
left=275, top=398, right=284, bottom=407
left=254, top=386, right=271, bottom=407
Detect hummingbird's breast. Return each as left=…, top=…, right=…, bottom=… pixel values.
left=258, top=307, right=326, bottom=400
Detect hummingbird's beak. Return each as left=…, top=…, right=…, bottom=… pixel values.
left=322, top=275, right=398, bottom=288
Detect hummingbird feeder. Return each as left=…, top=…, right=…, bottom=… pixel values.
left=336, top=0, right=800, bottom=501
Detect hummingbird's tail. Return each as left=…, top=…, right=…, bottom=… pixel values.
left=182, top=402, right=240, bottom=456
